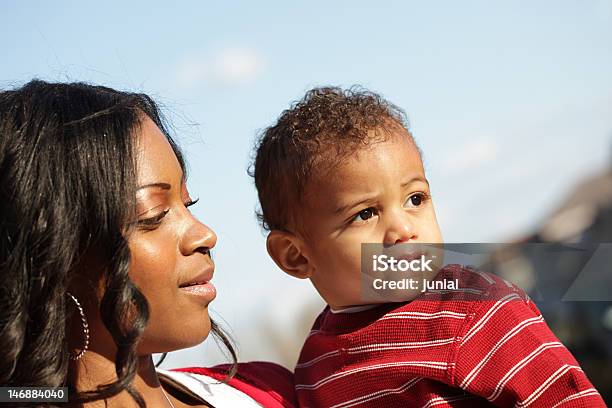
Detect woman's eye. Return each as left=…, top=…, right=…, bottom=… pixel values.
left=404, top=192, right=429, bottom=208
left=351, top=207, right=377, bottom=223
left=137, top=209, right=169, bottom=229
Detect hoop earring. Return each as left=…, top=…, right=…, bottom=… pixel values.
left=67, top=292, right=89, bottom=361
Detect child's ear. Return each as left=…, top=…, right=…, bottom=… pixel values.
left=266, top=230, right=313, bottom=279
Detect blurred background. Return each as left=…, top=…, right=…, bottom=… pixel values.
left=2, top=0, right=611, bottom=402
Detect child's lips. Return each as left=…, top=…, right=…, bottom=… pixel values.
left=395, top=251, right=425, bottom=263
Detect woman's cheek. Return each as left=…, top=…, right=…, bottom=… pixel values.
left=130, top=238, right=165, bottom=277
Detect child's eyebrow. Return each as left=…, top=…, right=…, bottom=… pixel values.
left=333, top=177, right=430, bottom=215
left=401, top=176, right=430, bottom=188
left=334, top=194, right=379, bottom=215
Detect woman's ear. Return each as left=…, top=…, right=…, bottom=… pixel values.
left=266, top=230, right=313, bottom=279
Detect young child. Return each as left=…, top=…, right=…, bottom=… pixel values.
left=251, top=87, right=605, bottom=407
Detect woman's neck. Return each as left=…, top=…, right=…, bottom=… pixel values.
left=71, top=351, right=178, bottom=407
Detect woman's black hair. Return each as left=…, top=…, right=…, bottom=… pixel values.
left=0, top=80, right=236, bottom=407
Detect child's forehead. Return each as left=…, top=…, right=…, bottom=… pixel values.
left=304, top=134, right=425, bottom=206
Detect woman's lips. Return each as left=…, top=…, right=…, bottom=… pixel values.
left=179, top=281, right=217, bottom=301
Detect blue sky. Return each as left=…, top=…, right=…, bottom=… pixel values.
left=2, top=1, right=611, bottom=368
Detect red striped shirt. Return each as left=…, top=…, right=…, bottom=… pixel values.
left=294, top=264, right=605, bottom=407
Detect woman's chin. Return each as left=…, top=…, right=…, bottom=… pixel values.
left=140, top=319, right=212, bottom=354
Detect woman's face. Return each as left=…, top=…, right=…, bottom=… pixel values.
left=128, top=117, right=218, bottom=354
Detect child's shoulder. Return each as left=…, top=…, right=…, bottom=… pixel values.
left=396, top=263, right=536, bottom=328
left=422, top=263, right=530, bottom=303
left=424, top=264, right=547, bottom=344
left=309, top=264, right=535, bottom=337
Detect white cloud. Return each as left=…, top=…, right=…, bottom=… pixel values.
left=214, top=48, right=264, bottom=83
left=176, top=47, right=265, bottom=88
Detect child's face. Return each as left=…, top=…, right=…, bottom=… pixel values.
left=300, top=129, right=443, bottom=309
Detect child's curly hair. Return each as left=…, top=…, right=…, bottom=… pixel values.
left=250, top=86, right=418, bottom=233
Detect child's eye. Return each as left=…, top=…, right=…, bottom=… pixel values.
left=137, top=209, right=170, bottom=230
left=350, top=207, right=378, bottom=223
left=404, top=192, right=430, bottom=208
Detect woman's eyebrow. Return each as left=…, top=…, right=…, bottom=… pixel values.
left=137, top=182, right=171, bottom=191
left=136, top=169, right=185, bottom=192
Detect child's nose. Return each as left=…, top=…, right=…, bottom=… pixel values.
left=383, top=212, right=417, bottom=245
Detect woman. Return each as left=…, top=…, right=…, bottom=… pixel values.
left=0, top=80, right=296, bottom=407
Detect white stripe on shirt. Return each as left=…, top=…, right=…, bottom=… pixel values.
left=460, top=315, right=545, bottom=389
left=380, top=311, right=467, bottom=321
left=550, top=388, right=601, bottom=408
left=329, top=377, right=422, bottom=408
left=488, top=342, right=564, bottom=401
left=297, top=338, right=455, bottom=369
left=515, top=364, right=583, bottom=407
left=295, top=361, right=448, bottom=391
left=461, top=293, right=522, bottom=346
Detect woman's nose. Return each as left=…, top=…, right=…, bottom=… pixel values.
left=180, top=217, right=217, bottom=256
